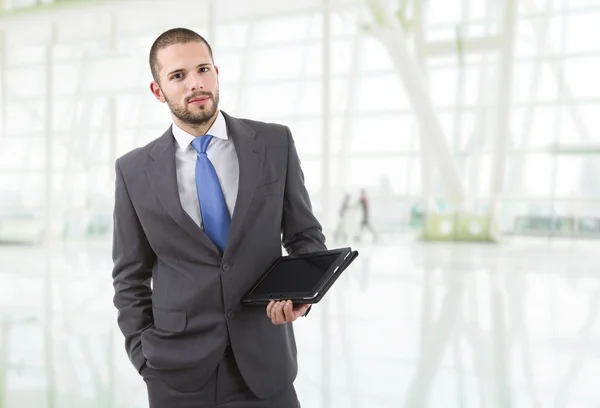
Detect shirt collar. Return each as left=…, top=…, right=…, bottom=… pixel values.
left=172, top=110, right=228, bottom=151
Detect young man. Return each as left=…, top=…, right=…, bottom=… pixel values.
left=111, top=28, right=327, bottom=407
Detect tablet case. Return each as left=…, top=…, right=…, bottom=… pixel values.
left=241, top=249, right=359, bottom=305
left=306, top=250, right=359, bottom=303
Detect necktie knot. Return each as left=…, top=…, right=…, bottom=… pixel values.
left=191, top=135, right=213, bottom=154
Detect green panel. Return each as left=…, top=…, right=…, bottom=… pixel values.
left=421, top=212, right=496, bottom=242
left=421, top=213, right=457, bottom=241
left=455, top=213, right=493, bottom=241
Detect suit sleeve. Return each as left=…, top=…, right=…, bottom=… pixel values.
left=281, top=126, right=327, bottom=256
left=112, top=159, right=155, bottom=374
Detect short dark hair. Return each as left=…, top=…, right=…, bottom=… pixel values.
left=149, top=28, right=214, bottom=83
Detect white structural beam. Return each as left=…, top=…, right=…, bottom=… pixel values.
left=490, top=0, right=517, bottom=215
left=336, top=9, right=364, bottom=196
left=366, top=0, right=466, bottom=208
left=320, top=1, right=333, bottom=408
left=43, top=22, right=57, bottom=408
left=466, top=0, right=495, bottom=202
left=412, top=0, right=435, bottom=212
left=0, top=30, right=5, bottom=141
left=321, top=0, right=332, bottom=227
left=108, top=12, right=118, bottom=181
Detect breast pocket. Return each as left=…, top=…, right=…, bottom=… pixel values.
left=255, top=179, right=281, bottom=198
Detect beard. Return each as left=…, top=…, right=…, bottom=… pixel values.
left=166, top=91, right=220, bottom=126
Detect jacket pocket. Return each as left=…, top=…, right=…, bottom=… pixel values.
left=153, top=307, right=187, bottom=333
left=255, top=180, right=281, bottom=197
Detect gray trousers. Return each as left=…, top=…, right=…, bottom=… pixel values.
left=143, top=347, right=301, bottom=408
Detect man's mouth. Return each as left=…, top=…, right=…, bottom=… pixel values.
left=188, top=95, right=211, bottom=104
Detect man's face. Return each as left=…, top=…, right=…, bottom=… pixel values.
left=150, top=41, right=219, bottom=126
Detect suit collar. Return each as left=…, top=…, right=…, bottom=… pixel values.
left=146, top=127, right=221, bottom=257
left=221, top=111, right=264, bottom=259
left=145, top=111, right=265, bottom=259
left=171, top=110, right=229, bottom=153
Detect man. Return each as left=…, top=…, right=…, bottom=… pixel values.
left=357, top=188, right=376, bottom=243
left=111, top=27, right=326, bottom=407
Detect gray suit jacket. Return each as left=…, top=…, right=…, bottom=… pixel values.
left=111, top=111, right=326, bottom=398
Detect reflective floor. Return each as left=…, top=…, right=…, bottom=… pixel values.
left=1, top=236, right=599, bottom=407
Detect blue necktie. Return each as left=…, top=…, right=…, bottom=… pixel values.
left=191, top=135, right=230, bottom=253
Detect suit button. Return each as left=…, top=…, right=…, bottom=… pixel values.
left=227, top=311, right=236, bottom=320
left=222, top=263, right=230, bottom=272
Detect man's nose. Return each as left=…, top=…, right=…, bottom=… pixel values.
left=189, top=73, right=204, bottom=91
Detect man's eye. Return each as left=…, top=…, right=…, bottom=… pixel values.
left=200, top=67, right=209, bottom=73
left=172, top=73, right=183, bottom=80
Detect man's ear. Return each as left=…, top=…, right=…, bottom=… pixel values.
left=215, top=66, right=219, bottom=75
left=150, top=81, right=166, bottom=103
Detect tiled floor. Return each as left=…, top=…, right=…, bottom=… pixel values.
left=1, top=236, right=599, bottom=407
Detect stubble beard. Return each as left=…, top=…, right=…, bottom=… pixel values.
left=167, top=91, right=220, bottom=127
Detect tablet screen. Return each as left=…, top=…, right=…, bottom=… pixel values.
left=251, top=253, right=341, bottom=296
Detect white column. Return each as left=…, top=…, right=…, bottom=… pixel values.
left=44, top=25, right=56, bottom=241
left=0, top=315, right=7, bottom=408
left=413, top=0, right=435, bottom=212
left=43, top=22, right=57, bottom=408
left=108, top=12, right=117, bottom=180
left=0, top=29, right=5, bottom=141
left=336, top=12, right=363, bottom=198
left=321, top=0, right=332, bottom=228
left=207, top=0, right=216, bottom=45
left=320, top=4, right=333, bottom=408
left=489, top=0, right=517, bottom=215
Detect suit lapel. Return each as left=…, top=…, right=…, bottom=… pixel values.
left=222, top=112, right=264, bottom=257
left=145, top=127, right=220, bottom=255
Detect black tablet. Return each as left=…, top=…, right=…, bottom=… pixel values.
left=241, top=247, right=358, bottom=305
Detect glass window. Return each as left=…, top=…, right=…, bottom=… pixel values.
left=5, top=44, right=45, bottom=66
left=5, top=102, right=45, bottom=134
left=249, top=44, right=319, bottom=82
left=570, top=104, right=600, bottom=142
left=252, top=14, right=321, bottom=46
left=566, top=10, right=600, bottom=53
left=355, top=73, right=411, bottom=112
left=513, top=61, right=559, bottom=103
left=523, top=153, right=554, bottom=196
left=564, top=57, right=600, bottom=99
left=554, top=156, right=584, bottom=196
left=347, top=114, right=416, bottom=154
left=511, top=106, right=560, bottom=148
left=346, top=157, right=413, bottom=194
left=426, top=0, right=464, bottom=26
left=288, top=119, right=322, bottom=155
left=216, top=23, right=252, bottom=50
left=7, top=66, right=44, bottom=99
left=360, top=38, right=395, bottom=73
left=0, top=138, right=44, bottom=171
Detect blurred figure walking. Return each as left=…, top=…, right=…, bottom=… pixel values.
left=356, top=188, right=377, bottom=243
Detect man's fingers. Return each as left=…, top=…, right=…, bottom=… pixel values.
left=283, top=300, right=295, bottom=321
left=271, top=301, right=280, bottom=324
left=274, top=301, right=285, bottom=324
left=269, top=300, right=304, bottom=324
left=266, top=301, right=275, bottom=319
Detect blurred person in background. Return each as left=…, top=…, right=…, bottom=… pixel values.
left=356, top=188, right=377, bottom=243
left=111, top=27, right=326, bottom=408
left=333, top=193, right=352, bottom=242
